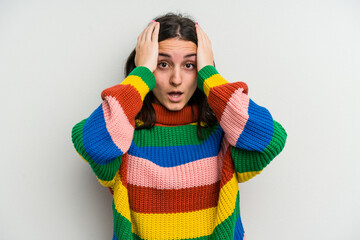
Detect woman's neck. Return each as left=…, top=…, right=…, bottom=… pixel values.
left=152, top=103, right=199, bottom=126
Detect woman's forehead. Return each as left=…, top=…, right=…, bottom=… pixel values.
left=158, top=39, right=197, bottom=57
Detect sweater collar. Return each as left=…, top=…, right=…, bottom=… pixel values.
left=152, top=103, right=199, bottom=126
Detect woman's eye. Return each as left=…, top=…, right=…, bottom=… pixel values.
left=158, top=62, right=168, bottom=68
left=185, top=63, right=195, bottom=69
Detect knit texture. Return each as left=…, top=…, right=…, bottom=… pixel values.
left=72, top=65, right=287, bottom=240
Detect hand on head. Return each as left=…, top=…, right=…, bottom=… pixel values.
left=195, top=23, right=214, bottom=72
left=134, top=20, right=160, bottom=72
left=134, top=20, right=214, bottom=73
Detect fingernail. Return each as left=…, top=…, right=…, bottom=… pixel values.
left=152, top=20, right=156, bottom=22
left=195, top=22, right=198, bottom=25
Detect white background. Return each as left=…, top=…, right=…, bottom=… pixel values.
left=1, top=0, right=359, bottom=239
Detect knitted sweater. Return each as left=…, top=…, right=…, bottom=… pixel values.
left=71, top=65, right=287, bottom=240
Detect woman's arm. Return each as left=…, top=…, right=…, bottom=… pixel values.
left=197, top=65, right=287, bottom=182
left=71, top=21, right=159, bottom=188
left=71, top=67, right=156, bottom=187
left=195, top=24, right=287, bottom=183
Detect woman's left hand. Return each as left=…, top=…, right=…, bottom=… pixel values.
left=195, top=23, right=214, bottom=72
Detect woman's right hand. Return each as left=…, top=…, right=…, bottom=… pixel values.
left=134, top=21, right=160, bottom=72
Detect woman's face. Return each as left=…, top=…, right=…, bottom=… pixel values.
left=152, top=38, right=198, bottom=111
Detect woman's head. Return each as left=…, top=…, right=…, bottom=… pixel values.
left=152, top=37, right=197, bottom=111
left=149, top=14, right=199, bottom=111
left=126, top=12, right=217, bottom=135
left=155, top=13, right=197, bottom=43
left=125, top=12, right=198, bottom=77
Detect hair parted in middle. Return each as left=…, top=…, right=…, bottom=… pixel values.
left=125, top=12, right=218, bottom=139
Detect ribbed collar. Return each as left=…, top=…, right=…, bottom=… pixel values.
left=152, top=103, right=199, bottom=126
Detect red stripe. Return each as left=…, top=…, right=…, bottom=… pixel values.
left=219, top=145, right=236, bottom=189
left=207, top=82, right=248, bottom=122
left=128, top=181, right=220, bottom=214
left=101, top=84, right=142, bottom=127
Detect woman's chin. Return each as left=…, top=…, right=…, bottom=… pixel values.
left=163, top=101, right=186, bottom=111
left=152, top=96, right=187, bottom=111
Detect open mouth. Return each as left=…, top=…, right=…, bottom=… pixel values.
left=168, top=91, right=183, bottom=102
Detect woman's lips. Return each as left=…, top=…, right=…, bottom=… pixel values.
left=168, top=92, right=183, bottom=102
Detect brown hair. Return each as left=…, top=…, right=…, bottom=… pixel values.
left=125, top=12, right=217, bottom=139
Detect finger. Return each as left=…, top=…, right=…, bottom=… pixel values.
left=140, top=25, right=150, bottom=43
left=137, top=28, right=147, bottom=46
left=195, top=24, right=201, bottom=43
left=137, top=28, right=145, bottom=45
left=143, top=22, right=156, bottom=42
left=196, top=24, right=205, bottom=41
left=197, top=24, right=211, bottom=46
left=146, top=22, right=156, bottom=42
left=152, top=22, right=160, bottom=42
left=202, top=29, right=211, bottom=46
left=139, top=21, right=153, bottom=43
left=199, top=25, right=210, bottom=44
left=196, top=24, right=205, bottom=46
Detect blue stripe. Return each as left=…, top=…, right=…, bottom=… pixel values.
left=128, top=126, right=224, bottom=167
left=235, top=99, right=274, bottom=151
left=233, top=213, right=245, bottom=240
left=83, top=104, right=123, bottom=165
left=112, top=230, right=119, bottom=240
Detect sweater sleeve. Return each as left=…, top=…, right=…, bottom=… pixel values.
left=71, top=66, right=156, bottom=187
left=197, top=65, right=287, bottom=183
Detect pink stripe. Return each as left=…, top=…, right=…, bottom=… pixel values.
left=127, top=155, right=224, bottom=189
left=219, top=88, right=250, bottom=146
left=102, top=95, right=134, bottom=153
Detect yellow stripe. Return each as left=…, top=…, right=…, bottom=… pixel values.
left=137, top=120, right=205, bottom=127
left=128, top=174, right=239, bottom=239
left=121, top=75, right=150, bottom=101
left=176, top=122, right=205, bottom=126
left=135, top=119, right=144, bottom=127
left=77, top=151, right=88, bottom=163
left=203, top=74, right=228, bottom=97
left=98, top=176, right=117, bottom=187
left=214, top=173, right=239, bottom=226
left=190, top=121, right=207, bottom=127
left=236, top=170, right=262, bottom=183
left=112, top=173, right=132, bottom=222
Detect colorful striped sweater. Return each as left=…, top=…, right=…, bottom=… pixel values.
left=71, top=65, right=287, bottom=240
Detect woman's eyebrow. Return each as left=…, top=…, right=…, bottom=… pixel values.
left=158, top=53, right=171, bottom=58
left=159, top=53, right=197, bottom=58
left=184, top=53, right=196, bottom=58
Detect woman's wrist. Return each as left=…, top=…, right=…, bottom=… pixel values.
left=128, top=66, right=157, bottom=92
left=197, top=65, right=219, bottom=91
left=197, top=65, right=229, bottom=97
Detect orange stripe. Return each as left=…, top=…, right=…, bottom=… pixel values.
left=128, top=181, right=221, bottom=213
left=208, top=82, right=249, bottom=122
left=219, top=144, right=236, bottom=189
left=102, top=84, right=142, bottom=127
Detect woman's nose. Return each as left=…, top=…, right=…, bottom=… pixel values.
left=170, top=68, right=182, bottom=86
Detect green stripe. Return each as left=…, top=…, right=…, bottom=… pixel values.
left=211, top=191, right=240, bottom=239
left=129, top=66, right=156, bottom=91
left=133, top=124, right=219, bottom=147
left=112, top=200, right=135, bottom=240
left=71, top=119, right=122, bottom=182
left=231, top=120, right=287, bottom=173
left=196, top=65, right=219, bottom=93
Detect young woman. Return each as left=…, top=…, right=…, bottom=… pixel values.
left=72, top=13, right=287, bottom=240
